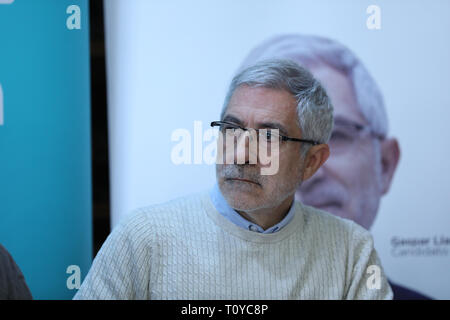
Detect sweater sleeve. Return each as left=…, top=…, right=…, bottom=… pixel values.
left=344, top=222, right=393, bottom=300
left=73, top=211, right=153, bottom=300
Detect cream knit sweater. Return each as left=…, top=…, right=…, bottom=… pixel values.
left=74, top=191, right=393, bottom=300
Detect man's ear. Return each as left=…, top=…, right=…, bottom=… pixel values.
left=379, top=137, right=400, bottom=194
left=302, top=144, right=330, bottom=181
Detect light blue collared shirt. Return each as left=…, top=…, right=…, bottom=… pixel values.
left=209, top=182, right=295, bottom=234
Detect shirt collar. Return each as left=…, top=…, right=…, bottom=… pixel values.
left=209, top=182, right=296, bottom=234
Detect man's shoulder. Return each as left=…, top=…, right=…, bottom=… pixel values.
left=114, top=191, right=210, bottom=237
left=133, top=190, right=208, bottom=219
left=298, top=201, right=372, bottom=244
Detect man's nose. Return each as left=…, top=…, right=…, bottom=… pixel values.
left=234, top=130, right=257, bottom=165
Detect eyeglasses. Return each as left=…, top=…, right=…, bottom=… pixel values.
left=210, top=120, right=320, bottom=145
left=329, top=119, right=384, bottom=154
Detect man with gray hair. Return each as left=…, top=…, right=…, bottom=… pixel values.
left=75, top=59, right=392, bottom=300
left=239, top=34, right=430, bottom=299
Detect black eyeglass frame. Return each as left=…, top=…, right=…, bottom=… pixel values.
left=210, top=120, right=321, bottom=146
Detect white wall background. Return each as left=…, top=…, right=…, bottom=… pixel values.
left=105, top=0, right=450, bottom=299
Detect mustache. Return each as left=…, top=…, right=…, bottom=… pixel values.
left=219, top=164, right=262, bottom=184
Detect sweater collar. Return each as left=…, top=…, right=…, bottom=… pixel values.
left=209, top=182, right=296, bottom=234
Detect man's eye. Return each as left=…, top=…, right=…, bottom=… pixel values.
left=222, top=126, right=239, bottom=136
left=261, top=130, right=277, bottom=141
left=222, top=125, right=235, bottom=131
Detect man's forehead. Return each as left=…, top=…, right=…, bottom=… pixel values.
left=225, top=86, right=299, bottom=130
left=222, top=113, right=290, bottom=135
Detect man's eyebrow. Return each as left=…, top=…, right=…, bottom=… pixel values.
left=222, top=114, right=243, bottom=125
left=222, top=115, right=289, bottom=135
left=258, top=122, right=289, bottom=135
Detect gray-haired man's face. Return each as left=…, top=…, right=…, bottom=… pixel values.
left=216, top=85, right=305, bottom=213
left=296, top=64, right=383, bottom=229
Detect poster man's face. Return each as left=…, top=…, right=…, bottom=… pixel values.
left=296, top=64, right=383, bottom=229
left=216, top=85, right=305, bottom=212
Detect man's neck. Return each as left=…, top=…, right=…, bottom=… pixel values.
left=236, top=194, right=295, bottom=230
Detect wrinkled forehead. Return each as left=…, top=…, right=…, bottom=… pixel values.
left=224, top=86, right=301, bottom=134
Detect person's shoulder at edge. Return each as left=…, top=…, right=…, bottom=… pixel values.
left=0, top=244, right=33, bottom=300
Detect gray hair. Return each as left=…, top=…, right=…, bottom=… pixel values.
left=220, top=59, right=334, bottom=155
left=239, top=34, right=388, bottom=138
